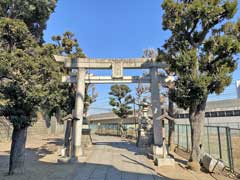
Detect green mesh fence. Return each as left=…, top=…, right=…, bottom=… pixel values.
left=175, top=124, right=240, bottom=172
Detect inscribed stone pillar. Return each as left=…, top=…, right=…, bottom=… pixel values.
left=150, top=67, right=163, bottom=146
left=72, top=68, right=86, bottom=158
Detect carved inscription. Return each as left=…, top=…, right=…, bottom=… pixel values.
left=112, top=62, right=123, bottom=78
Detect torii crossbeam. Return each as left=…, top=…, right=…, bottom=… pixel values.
left=54, top=55, right=167, bottom=160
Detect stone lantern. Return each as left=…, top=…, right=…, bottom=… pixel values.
left=137, top=98, right=153, bottom=148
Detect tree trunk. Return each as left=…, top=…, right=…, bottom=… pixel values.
left=119, top=119, right=125, bottom=138
left=168, top=99, right=175, bottom=152
left=8, top=126, right=28, bottom=175
left=188, top=98, right=207, bottom=171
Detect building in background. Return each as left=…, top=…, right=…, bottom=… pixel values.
left=89, top=98, right=240, bottom=128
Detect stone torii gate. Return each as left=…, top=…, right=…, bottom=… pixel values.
left=54, top=55, right=167, bottom=161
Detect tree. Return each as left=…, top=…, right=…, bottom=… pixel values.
left=51, top=31, right=86, bottom=117
left=109, top=85, right=133, bottom=137
left=83, top=84, right=97, bottom=118
left=161, top=0, right=240, bottom=170
left=0, top=0, right=58, bottom=43
left=52, top=31, right=86, bottom=59
left=52, top=31, right=97, bottom=117
left=0, top=18, right=64, bottom=174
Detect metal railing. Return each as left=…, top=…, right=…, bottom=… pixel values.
left=91, top=123, right=138, bottom=138
left=175, top=124, right=240, bottom=173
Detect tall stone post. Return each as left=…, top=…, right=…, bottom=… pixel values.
left=149, top=67, right=175, bottom=166
left=150, top=67, right=163, bottom=147
left=72, top=68, right=86, bottom=159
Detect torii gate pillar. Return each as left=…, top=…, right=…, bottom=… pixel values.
left=150, top=67, right=163, bottom=154
left=72, top=68, right=86, bottom=158
left=54, top=55, right=169, bottom=160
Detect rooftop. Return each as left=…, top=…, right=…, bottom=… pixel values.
left=88, top=99, right=240, bottom=121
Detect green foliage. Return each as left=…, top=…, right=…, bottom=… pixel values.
left=161, top=0, right=240, bottom=110
left=109, top=85, right=133, bottom=120
left=0, top=18, right=36, bottom=51
left=51, top=31, right=85, bottom=116
left=35, top=43, right=70, bottom=118
left=0, top=18, right=66, bottom=128
left=52, top=32, right=97, bottom=116
left=52, top=31, right=86, bottom=59
left=0, top=0, right=58, bottom=43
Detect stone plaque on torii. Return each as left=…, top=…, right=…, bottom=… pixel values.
left=54, top=55, right=170, bottom=163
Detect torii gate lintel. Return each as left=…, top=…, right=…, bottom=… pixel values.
left=54, top=55, right=167, bottom=160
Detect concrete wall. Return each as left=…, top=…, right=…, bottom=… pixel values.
left=0, top=116, right=66, bottom=142
left=0, top=117, right=12, bottom=141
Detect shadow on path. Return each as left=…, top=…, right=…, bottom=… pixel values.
left=93, top=141, right=146, bottom=155
left=120, top=154, right=155, bottom=171
left=0, top=154, right=183, bottom=180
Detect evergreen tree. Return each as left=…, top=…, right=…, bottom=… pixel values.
left=52, top=31, right=97, bottom=117
left=161, top=0, right=240, bottom=170
left=0, top=18, right=64, bottom=174
left=109, top=85, right=133, bottom=137
left=0, top=0, right=58, bottom=43
left=0, top=3, right=91, bottom=175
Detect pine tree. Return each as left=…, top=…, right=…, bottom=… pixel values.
left=109, top=85, right=133, bottom=137
left=52, top=31, right=97, bottom=117
left=161, top=0, right=240, bottom=170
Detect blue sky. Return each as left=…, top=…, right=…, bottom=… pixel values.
left=44, top=0, right=240, bottom=114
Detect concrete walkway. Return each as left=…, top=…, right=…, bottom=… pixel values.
left=0, top=134, right=228, bottom=180
left=68, top=135, right=168, bottom=180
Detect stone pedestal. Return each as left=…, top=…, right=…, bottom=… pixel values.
left=82, top=128, right=92, bottom=148
left=82, top=117, right=92, bottom=148
left=59, top=128, right=92, bottom=163
left=152, top=145, right=167, bottom=157
left=137, top=128, right=153, bottom=148
left=150, top=145, right=175, bottom=167
left=154, top=156, right=175, bottom=166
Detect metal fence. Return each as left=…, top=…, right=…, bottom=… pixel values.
left=90, top=123, right=138, bottom=138
left=90, top=123, right=240, bottom=173
left=175, top=124, right=240, bottom=173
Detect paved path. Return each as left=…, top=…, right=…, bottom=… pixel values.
left=68, top=135, right=168, bottom=180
